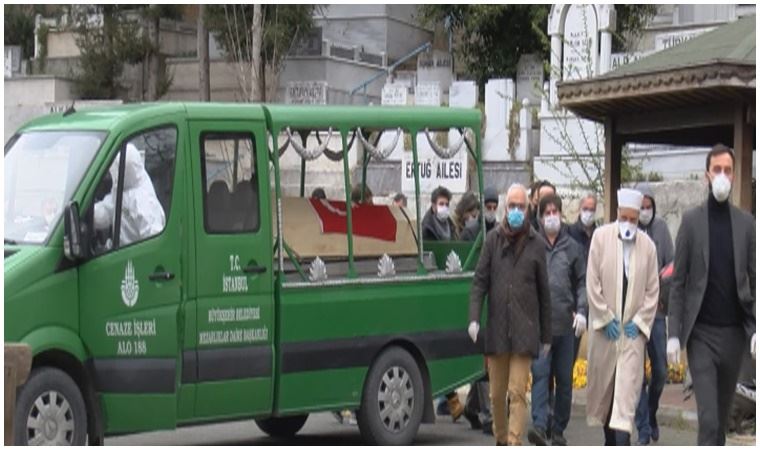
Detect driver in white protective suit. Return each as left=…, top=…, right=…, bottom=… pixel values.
left=94, top=143, right=165, bottom=246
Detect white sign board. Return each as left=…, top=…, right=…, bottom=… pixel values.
left=286, top=81, right=327, bottom=105
left=402, top=82, right=467, bottom=193
left=401, top=134, right=468, bottom=194
left=562, top=4, right=599, bottom=81
left=655, top=28, right=714, bottom=51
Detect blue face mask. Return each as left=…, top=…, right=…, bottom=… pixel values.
left=507, top=208, right=525, bottom=229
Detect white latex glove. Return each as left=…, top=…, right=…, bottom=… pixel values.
left=751, top=333, right=756, bottom=360
left=573, top=314, right=587, bottom=338
left=667, top=337, right=681, bottom=365
left=542, top=344, right=551, bottom=358
left=468, top=321, right=479, bottom=344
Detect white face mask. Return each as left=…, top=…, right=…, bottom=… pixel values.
left=618, top=220, right=637, bottom=241
left=580, top=210, right=595, bottom=227
left=465, top=215, right=478, bottom=228
left=639, top=208, right=653, bottom=226
left=711, top=173, right=731, bottom=202
left=436, top=205, right=450, bottom=221
left=543, top=215, right=561, bottom=235
left=484, top=210, right=497, bottom=223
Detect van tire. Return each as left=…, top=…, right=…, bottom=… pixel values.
left=255, top=414, right=308, bottom=438
left=14, top=367, right=88, bottom=445
left=357, top=347, right=424, bottom=445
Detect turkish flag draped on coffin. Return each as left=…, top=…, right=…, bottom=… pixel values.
left=308, top=198, right=397, bottom=242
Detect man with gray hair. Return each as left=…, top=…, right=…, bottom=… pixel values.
left=468, top=183, right=552, bottom=445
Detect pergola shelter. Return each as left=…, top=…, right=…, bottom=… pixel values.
left=557, top=15, right=755, bottom=220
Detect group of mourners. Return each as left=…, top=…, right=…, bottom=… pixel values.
left=435, top=143, right=753, bottom=446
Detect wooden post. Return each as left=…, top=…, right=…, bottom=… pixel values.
left=732, top=104, right=753, bottom=211
left=603, top=118, right=622, bottom=222
left=5, top=344, right=32, bottom=445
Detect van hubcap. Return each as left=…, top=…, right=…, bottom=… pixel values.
left=377, top=366, right=414, bottom=433
left=26, top=390, right=75, bottom=445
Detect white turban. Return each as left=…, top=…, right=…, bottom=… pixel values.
left=617, top=188, right=643, bottom=210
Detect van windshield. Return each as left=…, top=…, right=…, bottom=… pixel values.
left=4, top=131, right=106, bottom=245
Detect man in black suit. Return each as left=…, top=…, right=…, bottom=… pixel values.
left=667, top=143, right=756, bottom=445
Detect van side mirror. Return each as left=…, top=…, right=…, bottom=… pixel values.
left=63, top=201, right=83, bottom=260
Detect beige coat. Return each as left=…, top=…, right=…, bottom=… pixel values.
left=585, top=223, right=659, bottom=433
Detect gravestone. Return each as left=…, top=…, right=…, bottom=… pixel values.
left=414, top=82, right=442, bottom=107
left=381, top=83, right=408, bottom=107
left=448, top=81, right=477, bottom=109
left=516, top=54, right=544, bottom=106
left=562, top=4, right=599, bottom=81
left=286, top=81, right=328, bottom=105
left=417, top=49, right=453, bottom=94
left=379, top=83, right=408, bottom=160
left=482, top=78, right=514, bottom=161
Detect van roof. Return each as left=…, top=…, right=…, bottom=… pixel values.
left=15, top=103, right=268, bottom=134
left=16, top=102, right=481, bottom=135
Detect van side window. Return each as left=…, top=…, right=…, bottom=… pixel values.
left=89, top=127, right=177, bottom=255
left=201, top=133, right=259, bottom=233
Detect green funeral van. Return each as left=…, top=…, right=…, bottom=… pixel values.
left=4, top=103, right=488, bottom=445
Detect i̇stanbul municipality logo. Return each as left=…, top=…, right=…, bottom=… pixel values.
left=121, top=260, right=139, bottom=307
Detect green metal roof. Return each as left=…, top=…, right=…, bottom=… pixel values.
left=606, top=14, right=755, bottom=78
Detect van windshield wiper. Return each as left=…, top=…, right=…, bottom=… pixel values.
left=4, top=238, right=18, bottom=245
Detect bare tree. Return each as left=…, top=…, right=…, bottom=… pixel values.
left=198, top=4, right=210, bottom=101
left=250, top=4, right=263, bottom=102
left=207, top=5, right=315, bottom=103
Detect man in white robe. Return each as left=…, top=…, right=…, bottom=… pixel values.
left=585, top=188, right=659, bottom=445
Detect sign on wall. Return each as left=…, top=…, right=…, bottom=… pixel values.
left=286, top=81, right=328, bottom=105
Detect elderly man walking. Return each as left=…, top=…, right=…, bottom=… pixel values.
left=667, top=144, right=756, bottom=445
left=468, top=183, right=552, bottom=446
left=586, top=188, right=659, bottom=445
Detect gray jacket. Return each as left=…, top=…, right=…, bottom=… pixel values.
left=668, top=200, right=756, bottom=346
left=640, top=216, right=674, bottom=316
left=469, top=224, right=552, bottom=357
left=542, top=225, right=588, bottom=336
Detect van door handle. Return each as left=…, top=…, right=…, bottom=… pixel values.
left=149, top=271, right=175, bottom=281
left=243, top=264, right=267, bottom=274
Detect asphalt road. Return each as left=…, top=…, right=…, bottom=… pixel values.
left=107, top=406, right=701, bottom=446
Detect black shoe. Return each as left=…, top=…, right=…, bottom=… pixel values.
left=650, top=420, right=659, bottom=442
left=527, top=427, right=548, bottom=446
left=482, top=421, right=493, bottom=435
left=465, top=412, right=482, bottom=430
left=551, top=432, right=567, bottom=446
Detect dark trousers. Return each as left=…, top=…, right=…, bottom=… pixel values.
left=687, top=322, right=746, bottom=445
left=635, top=316, right=668, bottom=441
left=531, top=333, right=574, bottom=435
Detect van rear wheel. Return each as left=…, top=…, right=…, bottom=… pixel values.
left=255, top=414, right=308, bottom=438
left=357, top=347, right=424, bottom=445
left=14, top=367, right=88, bottom=446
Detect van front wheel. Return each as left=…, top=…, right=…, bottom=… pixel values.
left=357, top=347, right=424, bottom=445
left=255, top=414, right=308, bottom=438
left=14, top=367, right=88, bottom=445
